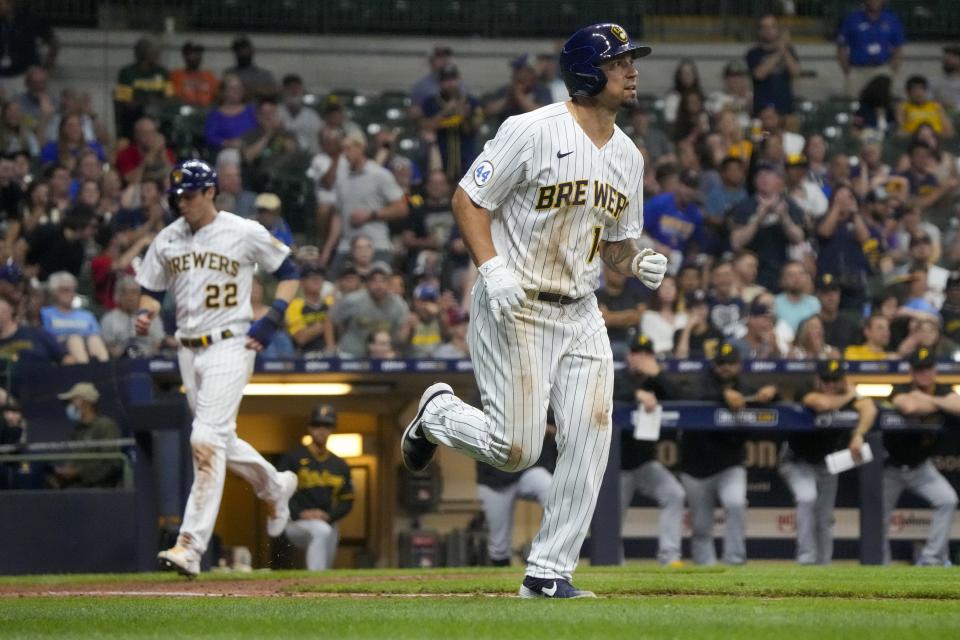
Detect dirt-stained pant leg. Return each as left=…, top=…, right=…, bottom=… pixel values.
left=420, top=279, right=561, bottom=472
left=176, top=338, right=285, bottom=555
left=526, top=298, right=613, bottom=581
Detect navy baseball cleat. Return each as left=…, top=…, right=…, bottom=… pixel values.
left=518, top=576, right=596, bottom=599
left=401, top=382, right=452, bottom=472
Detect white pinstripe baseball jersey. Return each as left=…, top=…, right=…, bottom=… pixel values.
left=136, top=211, right=290, bottom=337
left=459, top=102, right=645, bottom=299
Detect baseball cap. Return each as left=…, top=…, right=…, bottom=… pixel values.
left=309, top=403, right=337, bottom=427
left=909, top=347, right=936, bottom=370
left=786, top=153, right=809, bottom=168
left=945, top=45, right=960, bottom=56
left=300, top=262, right=325, bottom=278
left=629, top=333, right=655, bottom=354
left=58, top=382, right=100, bottom=403
left=414, top=282, right=440, bottom=301
left=714, top=341, right=741, bottom=364
left=255, top=193, right=281, bottom=211
left=182, top=41, right=205, bottom=54
left=431, top=45, right=453, bottom=58
left=749, top=299, right=773, bottom=317
left=685, top=289, right=709, bottom=308
left=437, top=63, right=460, bottom=81
left=339, top=261, right=359, bottom=278
left=817, top=358, right=846, bottom=382
left=366, top=261, right=393, bottom=278
left=816, top=272, right=842, bottom=293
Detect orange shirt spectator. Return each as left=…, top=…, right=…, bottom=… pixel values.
left=170, top=41, right=219, bottom=107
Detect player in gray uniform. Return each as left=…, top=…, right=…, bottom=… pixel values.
left=476, top=416, right=557, bottom=566
left=781, top=358, right=876, bottom=564
left=885, top=348, right=960, bottom=566
left=615, top=334, right=685, bottom=565
left=135, top=159, right=302, bottom=577
left=401, top=23, right=668, bottom=598
left=679, top=341, right=777, bottom=565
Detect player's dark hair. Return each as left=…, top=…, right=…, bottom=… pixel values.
left=719, top=156, right=745, bottom=171
left=282, top=74, right=303, bottom=87
left=859, top=74, right=894, bottom=109
left=671, top=58, right=701, bottom=94
left=905, top=75, right=928, bottom=91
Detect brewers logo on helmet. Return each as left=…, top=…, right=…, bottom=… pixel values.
left=559, top=22, right=652, bottom=97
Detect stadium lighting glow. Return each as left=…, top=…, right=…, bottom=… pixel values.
left=855, top=383, right=894, bottom=397
left=242, top=383, right=354, bottom=396
left=302, top=433, right=363, bottom=458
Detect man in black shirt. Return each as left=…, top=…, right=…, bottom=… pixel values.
left=615, top=334, right=686, bottom=565
left=940, top=272, right=960, bottom=344
left=884, top=348, right=959, bottom=566
left=679, top=341, right=777, bottom=565
left=476, top=413, right=557, bottom=566
left=673, top=290, right=723, bottom=359
left=816, top=273, right=861, bottom=351
left=781, top=358, right=876, bottom=564
left=277, top=403, right=354, bottom=570
left=597, top=266, right=646, bottom=359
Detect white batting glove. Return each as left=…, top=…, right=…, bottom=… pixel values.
left=631, top=249, right=668, bottom=290
left=478, top=256, right=525, bottom=323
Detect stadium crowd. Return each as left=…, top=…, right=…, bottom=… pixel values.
left=0, top=4, right=957, bottom=367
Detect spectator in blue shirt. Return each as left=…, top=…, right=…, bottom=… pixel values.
left=704, top=156, right=748, bottom=226
left=773, top=262, right=821, bottom=333
left=746, top=14, right=801, bottom=116
left=643, top=168, right=705, bottom=260
left=254, top=192, right=293, bottom=247
left=39, top=271, right=108, bottom=363
left=203, top=73, right=257, bottom=152
left=837, top=0, right=905, bottom=97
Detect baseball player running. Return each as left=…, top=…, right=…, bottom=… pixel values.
left=135, top=159, right=301, bottom=577
left=401, top=23, right=668, bottom=598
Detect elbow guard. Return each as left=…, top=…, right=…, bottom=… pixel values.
left=273, top=256, right=299, bottom=281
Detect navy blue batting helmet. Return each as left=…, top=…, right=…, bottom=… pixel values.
left=167, top=159, right=217, bottom=195
left=559, top=23, right=651, bottom=98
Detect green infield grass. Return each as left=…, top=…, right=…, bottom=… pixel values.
left=0, top=564, right=957, bottom=639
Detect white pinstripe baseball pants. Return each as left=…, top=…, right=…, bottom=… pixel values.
left=176, top=336, right=287, bottom=555
left=420, top=278, right=614, bottom=580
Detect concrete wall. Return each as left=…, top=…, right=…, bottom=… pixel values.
left=41, top=28, right=948, bottom=139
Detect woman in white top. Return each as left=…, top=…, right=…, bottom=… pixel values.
left=640, top=275, right=687, bottom=355
left=662, top=59, right=702, bottom=125
left=787, top=315, right=840, bottom=360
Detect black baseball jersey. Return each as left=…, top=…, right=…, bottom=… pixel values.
left=278, top=445, right=354, bottom=522
left=679, top=369, right=759, bottom=478
left=613, top=369, right=678, bottom=470
left=884, top=383, right=952, bottom=468
left=789, top=383, right=857, bottom=464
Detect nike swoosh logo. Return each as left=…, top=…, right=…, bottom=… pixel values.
left=556, top=150, right=574, bottom=159
left=542, top=582, right=558, bottom=596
